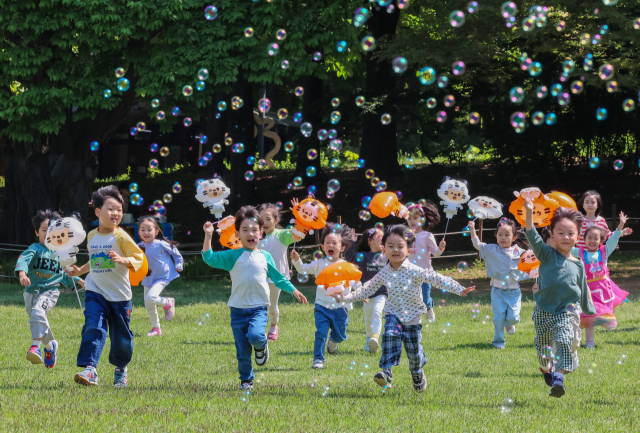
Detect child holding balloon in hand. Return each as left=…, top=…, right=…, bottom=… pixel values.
left=524, top=198, right=595, bottom=398
left=202, top=206, right=307, bottom=391
left=333, top=224, right=474, bottom=392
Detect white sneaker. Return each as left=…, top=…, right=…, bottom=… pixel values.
left=367, top=338, right=379, bottom=354
left=327, top=340, right=338, bottom=354
left=312, top=360, right=324, bottom=369
left=425, top=309, right=435, bottom=323
left=506, top=326, right=516, bottom=335
left=585, top=343, right=595, bottom=349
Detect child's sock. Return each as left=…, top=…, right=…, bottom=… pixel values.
left=269, top=325, right=277, bottom=333
left=32, top=340, right=41, bottom=348
left=43, top=341, right=54, bottom=351
left=384, top=368, right=393, bottom=378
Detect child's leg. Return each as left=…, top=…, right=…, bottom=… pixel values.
left=370, top=295, right=386, bottom=340
left=230, top=308, right=254, bottom=381
left=550, top=309, right=581, bottom=373
left=106, top=299, right=134, bottom=369
left=246, top=307, right=269, bottom=350
left=504, top=289, right=522, bottom=328
left=401, top=324, right=427, bottom=373
left=421, top=283, right=433, bottom=310
left=267, top=283, right=280, bottom=327
left=77, top=292, right=110, bottom=368
left=145, top=282, right=169, bottom=308
left=363, top=298, right=374, bottom=339
left=313, top=305, right=331, bottom=362
left=532, top=307, right=555, bottom=371
left=490, top=288, right=507, bottom=347
left=585, top=326, right=595, bottom=346
left=379, top=314, right=404, bottom=372
left=328, top=307, right=349, bottom=344
left=143, top=286, right=161, bottom=329
left=24, top=291, right=59, bottom=346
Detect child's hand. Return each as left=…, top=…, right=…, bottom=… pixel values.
left=289, top=197, right=299, bottom=211
left=349, top=228, right=358, bottom=242
left=618, top=212, right=629, bottom=231
left=176, top=268, right=182, bottom=273
left=108, top=251, right=129, bottom=266
left=363, top=298, right=369, bottom=304
left=467, top=221, right=475, bottom=230
left=460, top=286, right=476, bottom=297
left=524, top=198, right=534, bottom=213
left=77, top=279, right=85, bottom=289
left=203, top=221, right=215, bottom=235
left=532, top=283, right=539, bottom=293
left=66, top=264, right=81, bottom=277
left=290, top=249, right=300, bottom=261
left=439, top=239, right=446, bottom=250
left=622, top=227, right=633, bottom=236
left=18, top=272, right=31, bottom=287
left=292, top=289, right=308, bottom=304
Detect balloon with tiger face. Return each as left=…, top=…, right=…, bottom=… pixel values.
left=290, top=196, right=329, bottom=242
left=468, top=196, right=503, bottom=220
left=437, top=177, right=470, bottom=219
left=509, top=188, right=559, bottom=228
left=518, top=249, right=540, bottom=279
left=45, top=213, right=86, bottom=270
left=217, top=216, right=241, bottom=249
left=195, top=177, right=230, bottom=219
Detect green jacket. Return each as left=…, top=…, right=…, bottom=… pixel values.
left=15, top=243, right=81, bottom=293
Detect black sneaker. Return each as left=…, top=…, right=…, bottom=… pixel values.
left=240, top=380, right=254, bottom=391
left=540, top=368, right=553, bottom=387
left=373, top=370, right=393, bottom=388
left=255, top=342, right=269, bottom=366
left=549, top=373, right=566, bottom=398
left=412, top=370, right=427, bottom=392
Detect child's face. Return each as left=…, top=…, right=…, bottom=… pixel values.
left=259, top=210, right=277, bottom=234
left=95, top=197, right=123, bottom=230
left=368, top=229, right=384, bottom=252
left=496, top=226, right=514, bottom=248
left=407, top=210, right=425, bottom=231
left=584, top=230, right=602, bottom=252
left=139, top=221, right=158, bottom=243
left=37, top=219, right=49, bottom=245
left=382, top=233, right=410, bottom=267
left=321, top=233, right=345, bottom=261
left=582, top=195, right=598, bottom=215
left=237, top=218, right=262, bottom=250
left=551, top=219, right=579, bottom=253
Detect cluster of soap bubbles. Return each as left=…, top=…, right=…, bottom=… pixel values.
left=501, top=2, right=517, bottom=28
left=522, top=5, right=549, bottom=32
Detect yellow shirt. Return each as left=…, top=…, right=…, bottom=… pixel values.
left=84, top=227, right=143, bottom=302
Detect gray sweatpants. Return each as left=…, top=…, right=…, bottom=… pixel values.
left=23, top=290, right=59, bottom=344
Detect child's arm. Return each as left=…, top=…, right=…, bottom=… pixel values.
left=579, top=266, right=596, bottom=316
left=265, top=253, right=308, bottom=304
left=112, top=229, right=144, bottom=270
left=290, top=251, right=319, bottom=275
left=605, top=229, right=623, bottom=258
left=524, top=198, right=552, bottom=262
left=67, top=262, right=90, bottom=277
left=203, top=221, right=214, bottom=253
left=274, top=228, right=296, bottom=247
left=165, top=242, right=184, bottom=271
left=340, top=277, right=380, bottom=303
left=420, top=267, right=475, bottom=296
left=468, top=221, right=482, bottom=251
left=344, top=231, right=358, bottom=263
left=15, top=247, right=35, bottom=286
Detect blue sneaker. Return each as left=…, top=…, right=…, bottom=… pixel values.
left=114, top=367, right=128, bottom=388
left=26, top=345, right=43, bottom=364
left=75, top=367, right=98, bottom=386
left=549, top=372, right=566, bottom=398
left=44, top=341, right=58, bottom=369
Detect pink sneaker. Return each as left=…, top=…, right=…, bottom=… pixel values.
left=146, top=327, right=162, bottom=337
left=163, top=298, right=175, bottom=321
left=267, top=326, right=279, bottom=341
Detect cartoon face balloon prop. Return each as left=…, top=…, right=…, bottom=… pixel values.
left=437, top=177, right=470, bottom=219
left=509, top=188, right=559, bottom=227
left=290, top=196, right=329, bottom=242
left=518, top=249, right=540, bottom=279
left=45, top=213, right=86, bottom=270
left=369, top=192, right=408, bottom=219
left=217, top=216, right=241, bottom=249
left=315, top=262, right=362, bottom=296
left=548, top=191, right=577, bottom=211
left=468, top=196, right=503, bottom=220
left=195, top=177, right=230, bottom=219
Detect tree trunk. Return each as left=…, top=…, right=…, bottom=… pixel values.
left=359, top=2, right=402, bottom=181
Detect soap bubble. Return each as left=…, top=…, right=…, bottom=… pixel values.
left=130, top=127, right=138, bottom=136
left=199, top=135, right=208, bottom=145
left=90, top=141, right=99, bottom=151
left=204, top=5, right=218, bottom=20
left=172, top=183, right=182, bottom=194
left=381, top=114, right=392, bottom=125
left=469, top=112, right=480, bottom=124
left=129, top=183, right=139, bottom=193
left=267, top=43, right=279, bottom=56
left=330, top=159, right=340, bottom=168
left=532, top=112, right=545, bottom=126
left=196, top=81, right=205, bottom=91
left=117, top=78, right=130, bottom=91
left=276, top=29, right=287, bottom=40
left=522, top=17, right=535, bottom=32
left=444, top=95, right=455, bottom=107
left=616, top=354, right=627, bottom=366
left=197, top=68, right=209, bottom=81
left=529, top=62, right=542, bottom=77
left=257, top=159, right=266, bottom=169
left=557, top=92, right=571, bottom=106
left=376, top=181, right=388, bottom=192
left=163, top=194, right=173, bottom=204
left=361, top=196, right=372, bottom=208
left=501, top=2, right=517, bottom=18
left=337, top=41, right=348, bottom=52
left=500, top=398, right=515, bottom=414
left=570, top=81, right=584, bottom=95
left=545, top=113, right=557, bottom=125
left=232, top=143, right=245, bottom=153
left=149, top=159, right=159, bottom=169
left=293, top=113, right=303, bottom=123
left=426, top=98, right=437, bottom=109
left=115, top=67, right=126, bottom=78
left=623, top=99, right=635, bottom=112
left=225, top=137, right=233, bottom=146
left=306, top=166, right=317, bottom=177
left=130, top=194, right=141, bottom=205
left=277, top=108, right=288, bottom=119
left=405, top=157, right=415, bottom=169
left=418, top=67, right=436, bottom=85
left=183, top=118, right=192, bottom=127
left=452, top=61, right=466, bottom=75
left=317, top=129, right=328, bottom=141
left=182, top=85, right=193, bottom=97
left=589, top=157, right=600, bottom=169
left=258, top=98, right=271, bottom=113
left=436, top=111, right=447, bottom=123
left=313, top=52, right=323, bottom=62
left=467, top=1, right=479, bottom=13
left=244, top=171, right=255, bottom=181
left=606, top=81, right=618, bottom=93
left=307, top=149, right=318, bottom=160
left=212, top=144, right=222, bottom=153
left=217, top=101, right=227, bottom=111
left=437, top=76, right=449, bottom=88
left=509, top=87, right=525, bottom=103
left=614, top=160, right=624, bottom=170
left=231, top=96, right=244, bottom=109
left=462, top=227, right=471, bottom=237
left=596, top=108, right=608, bottom=121
left=285, top=142, right=295, bottom=152
left=198, top=157, right=208, bottom=167
left=103, top=89, right=112, bottom=98
left=357, top=159, right=365, bottom=168
left=135, top=122, right=145, bottom=131
left=244, top=27, right=254, bottom=37
left=295, top=87, right=304, bottom=97
left=329, top=139, right=343, bottom=152
left=171, top=107, right=180, bottom=116
left=301, top=123, right=313, bottom=137
left=598, top=64, right=614, bottom=80
left=313, top=250, right=323, bottom=260
left=392, top=57, right=408, bottom=74
left=449, top=10, right=465, bottom=27
left=356, top=96, right=366, bottom=106
left=365, top=169, right=375, bottom=179
left=327, top=179, right=341, bottom=192
left=330, top=98, right=340, bottom=108
left=356, top=253, right=364, bottom=262
left=556, top=21, right=566, bottom=31
left=247, top=156, right=255, bottom=165
left=457, top=261, right=468, bottom=272
left=361, top=36, right=376, bottom=51
left=326, top=190, right=335, bottom=199
left=536, top=86, right=548, bottom=99
left=280, top=60, right=290, bottom=70
left=293, top=176, right=303, bottom=187
left=160, top=147, right=170, bottom=157
left=359, top=210, right=371, bottom=221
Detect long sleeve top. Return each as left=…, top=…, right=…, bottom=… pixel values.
left=202, top=248, right=296, bottom=309
left=577, top=216, right=611, bottom=249
left=84, top=227, right=144, bottom=302
left=293, top=257, right=354, bottom=310
left=343, top=259, right=465, bottom=323
left=15, top=243, right=81, bottom=293
left=525, top=228, right=596, bottom=315
left=138, top=239, right=184, bottom=287
left=408, top=231, right=443, bottom=269
left=472, top=237, right=527, bottom=289
left=258, top=228, right=295, bottom=282
left=571, top=229, right=621, bottom=265
left=344, top=243, right=387, bottom=298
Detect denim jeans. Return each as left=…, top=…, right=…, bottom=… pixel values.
left=230, top=306, right=269, bottom=381
left=77, top=291, right=133, bottom=369
left=313, top=304, right=349, bottom=362
left=491, top=287, right=521, bottom=347
left=421, top=283, right=433, bottom=310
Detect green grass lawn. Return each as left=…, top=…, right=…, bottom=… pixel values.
left=0, top=280, right=639, bottom=432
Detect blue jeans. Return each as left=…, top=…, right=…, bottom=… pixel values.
left=77, top=291, right=133, bottom=369
left=314, top=304, right=349, bottom=362
left=491, top=287, right=521, bottom=347
left=421, top=283, right=433, bottom=310
left=230, top=306, right=268, bottom=381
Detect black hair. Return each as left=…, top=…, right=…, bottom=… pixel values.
left=495, top=218, right=530, bottom=249
left=577, top=190, right=603, bottom=216
left=357, top=227, right=384, bottom=252
left=541, top=227, right=552, bottom=243
left=234, top=205, right=264, bottom=231
left=550, top=207, right=584, bottom=233
left=257, top=203, right=282, bottom=228
left=408, top=200, right=440, bottom=230
left=320, top=222, right=354, bottom=251
left=138, top=216, right=178, bottom=246
left=117, top=181, right=130, bottom=191
left=91, top=185, right=124, bottom=208
left=32, top=209, right=61, bottom=231
left=382, top=224, right=416, bottom=248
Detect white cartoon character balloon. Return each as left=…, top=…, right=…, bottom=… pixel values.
left=468, top=196, right=503, bottom=220
left=195, top=177, right=230, bottom=219
left=437, top=177, right=470, bottom=219
left=45, top=213, right=86, bottom=270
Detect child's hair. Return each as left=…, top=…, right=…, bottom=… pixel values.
left=91, top=185, right=124, bottom=209
left=32, top=209, right=61, bottom=231
left=357, top=227, right=383, bottom=252
left=234, top=206, right=264, bottom=231
left=550, top=207, right=584, bottom=233
left=541, top=227, right=552, bottom=243
left=577, top=190, right=603, bottom=216
left=257, top=203, right=281, bottom=227
left=138, top=216, right=177, bottom=246
left=495, top=218, right=530, bottom=250
left=583, top=226, right=606, bottom=244
left=320, top=222, right=354, bottom=250
left=407, top=200, right=440, bottom=230
left=382, top=224, right=416, bottom=248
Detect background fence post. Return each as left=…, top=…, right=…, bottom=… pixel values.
left=477, top=218, right=483, bottom=261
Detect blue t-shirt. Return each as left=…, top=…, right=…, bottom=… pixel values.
left=138, top=240, right=184, bottom=287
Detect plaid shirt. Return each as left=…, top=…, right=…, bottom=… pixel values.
left=344, top=259, right=465, bottom=323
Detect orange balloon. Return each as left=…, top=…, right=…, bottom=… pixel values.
left=509, top=191, right=559, bottom=228
left=291, top=196, right=329, bottom=241
left=548, top=191, right=577, bottom=210
left=369, top=192, right=408, bottom=219
left=315, top=262, right=363, bottom=289
left=129, top=254, right=149, bottom=287
left=217, top=216, right=241, bottom=249
left=518, top=249, right=540, bottom=274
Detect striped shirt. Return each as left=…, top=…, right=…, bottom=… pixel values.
left=577, top=216, right=610, bottom=249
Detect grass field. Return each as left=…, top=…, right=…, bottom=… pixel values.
left=1, top=278, right=639, bottom=432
